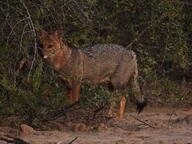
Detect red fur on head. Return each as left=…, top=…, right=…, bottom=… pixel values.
left=40, top=30, right=48, bottom=41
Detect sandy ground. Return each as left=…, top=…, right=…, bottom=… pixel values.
left=0, top=107, right=192, bottom=144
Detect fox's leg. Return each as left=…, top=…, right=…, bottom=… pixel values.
left=107, top=94, right=126, bottom=118
left=117, top=96, right=126, bottom=118
left=110, top=77, right=128, bottom=118
left=71, top=81, right=81, bottom=102
left=107, top=103, right=113, bottom=117
left=66, top=80, right=81, bottom=104
left=66, top=80, right=73, bottom=104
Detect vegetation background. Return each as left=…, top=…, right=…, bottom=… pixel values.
left=0, top=0, right=192, bottom=128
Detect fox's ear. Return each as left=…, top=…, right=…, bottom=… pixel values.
left=40, top=31, right=48, bottom=41
left=59, top=37, right=63, bottom=41
left=53, top=30, right=59, bottom=38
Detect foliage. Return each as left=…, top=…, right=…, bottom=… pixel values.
left=0, top=0, right=192, bottom=127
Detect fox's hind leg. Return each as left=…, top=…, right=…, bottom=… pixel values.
left=117, top=96, right=126, bottom=118
left=66, top=80, right=73, bottom=104
left=66, top=80, right=81, bottom=104
left=107, top=94, right=126, bottom=119
left=72, top=81, right=81, bottom=102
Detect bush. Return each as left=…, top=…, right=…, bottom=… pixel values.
left=0, top=0, right=191, bottom=126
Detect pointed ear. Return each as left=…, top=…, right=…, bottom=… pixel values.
left=52, top=30, right=59, bottom=38
left=40, top=30, right=48, bottom=41
left=59, top=36, right=63, bottom=42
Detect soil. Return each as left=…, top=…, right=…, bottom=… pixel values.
left=0, top=107, right=192, bottom=144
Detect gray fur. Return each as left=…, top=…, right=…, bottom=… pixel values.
left=57, top=44, right=144, bottom=103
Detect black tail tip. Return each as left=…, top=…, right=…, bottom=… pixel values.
left=136, top=98, right=147, bottom=114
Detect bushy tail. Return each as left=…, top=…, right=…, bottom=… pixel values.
left=130, top=52, right=147, bottom=113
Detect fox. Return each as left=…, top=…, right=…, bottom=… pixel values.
left=40, top=30, right=147, bottom=118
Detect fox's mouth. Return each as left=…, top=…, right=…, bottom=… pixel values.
left=43, top=55, right=48, bottom=59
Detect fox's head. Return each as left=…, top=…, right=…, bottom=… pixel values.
left=40, top=31, right=63, bottom=59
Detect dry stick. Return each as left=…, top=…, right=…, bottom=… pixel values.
left=131, top=115, right=156, bottom=129
left=68, top=137, right=78, bottom=144
left=126, top=16, right=164, bottom=49
left=167, top=110, right=175, bottom=129
left=40, top=100, right=80, bottom=122
left=20, top=0, right=38, bottom=80
left=3, top=1, right=27, bottom=49
left=177, top=1, right=192, bottom=6
left=6, top=18, right=27, bottom=49
left=91, top=104, right=106, bottom=120
left=0, top=1, right=26, bottom=16
left=0, top=135, right=29, bottom=144
left=19, top=23, right=29, bottom=51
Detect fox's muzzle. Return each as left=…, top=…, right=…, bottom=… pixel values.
left=43, top=55, right=48, bottom=59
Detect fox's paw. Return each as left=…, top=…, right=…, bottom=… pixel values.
left=136, top=98, right=147, bottom=114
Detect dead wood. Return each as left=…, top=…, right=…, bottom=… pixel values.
left=0, top=135, right=29, bottom=144
left=40, top=100, right=80, bottom=122
left=68, top=137, right=78, bottom=144
left=131, top=115, right=156, bottom=129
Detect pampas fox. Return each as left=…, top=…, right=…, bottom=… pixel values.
left=40, top=30, right=147, bottom=118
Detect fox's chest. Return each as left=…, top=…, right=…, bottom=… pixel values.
left=52, top=55, right=63, bottom=70
left=52, top=53, right=83, bottom=78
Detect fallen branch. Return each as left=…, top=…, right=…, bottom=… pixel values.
left=91, top=104, right=106, bottom=120
left=40, top=100, right=80, bottom=121
left=0, top=135, right=29, bottom=144
left=167, top=110, right=175, bottom=129
left=68, top=137, right=78, bottom=144
left=131, top=115, right=156, bottom=129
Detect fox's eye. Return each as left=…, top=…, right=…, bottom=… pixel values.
left=48, top=45, right=53, bottom=48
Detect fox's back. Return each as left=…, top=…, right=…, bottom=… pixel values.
left=81, top=44, right=136, bottom=83
left=83, top=44, right=133, bottom=61
left=83, top=44, right=135, bottom=69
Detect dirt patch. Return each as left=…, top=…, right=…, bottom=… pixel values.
left=0, top=107, right=192, bottom=144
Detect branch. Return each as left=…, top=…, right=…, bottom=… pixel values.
left=40, top=100, right=80, bottom=121
left=6, top=18, right=27, bottom=49
left=167, top=110, right=175, bottom=128
left=131, top=115, right=156, bottom=129
left=0, top=135, right=29, bottom=144
left=91, top=104, right=106, bottom=120
left=127, top=16, right=164, bottom=48
left=68, top=137, right=78, bottom=144
left=177, top=1, right=192, bottom=6
left=20, top=0, right=38, bottom=80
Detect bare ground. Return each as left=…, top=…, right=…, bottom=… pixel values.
left=0, top=107, right=192, bottom=144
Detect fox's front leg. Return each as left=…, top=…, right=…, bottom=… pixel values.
left=66, top=80, right=81, bottom=104
left=71, top=81, right=81, bottom=102
left=66, top=80, right=73, bottom=104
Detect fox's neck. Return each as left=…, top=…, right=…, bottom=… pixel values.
left=48, top=43, right=72, bottom=70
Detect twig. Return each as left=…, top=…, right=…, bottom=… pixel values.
left=6, top=18, right=27, bottom=49
left=176, top=1, right=192, bottom=6
left=131, top=115, right=156, bottom=129
left=19, top=23, right=29, bottom=52
left=127, top=16, right=164, bottom=48
left=20, top=0, right=38, bottom=80
left=68, top=137, right=78, bottom=144
left=167, top=110, right=175, bottom=129
left=0, top=1, right=25, bottom=16
left=91, top=104, right=106, bottom=120
left=0, top=135, right=29, bottom=144
left=40, top=100, right=80, bottom=121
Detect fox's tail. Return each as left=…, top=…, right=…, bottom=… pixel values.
left=130, top=51, right=147, bottom=113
